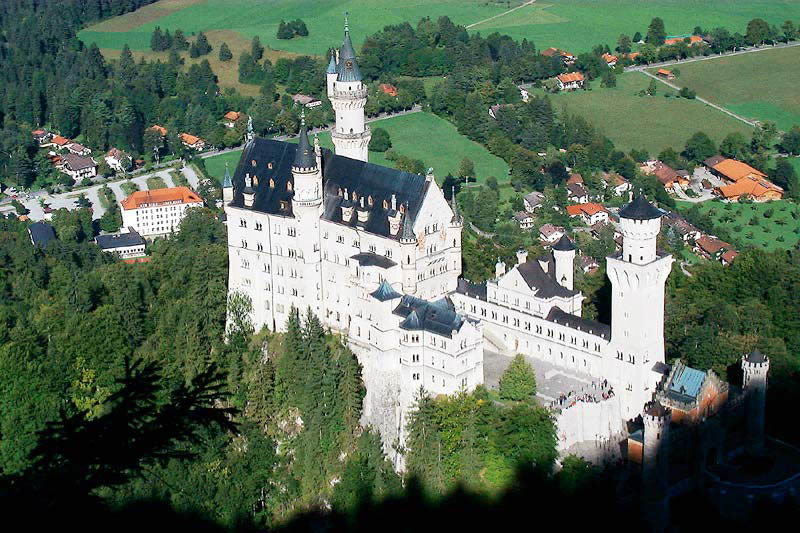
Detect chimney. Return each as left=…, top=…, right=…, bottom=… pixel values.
left=425, top=167, right=434, bottom=182
left=516, top=249, right=528, bottom=265
left=391, top=193, right=397, bottom=211
left=495, top=259, right=506, bottom=279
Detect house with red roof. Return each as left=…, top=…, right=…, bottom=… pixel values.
left=566, top=203, right=609, bottom=225
left=557, top=71, right=585, bottom=91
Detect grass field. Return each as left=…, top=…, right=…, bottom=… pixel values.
left=660, top=46, right=800, bottom=132
left=203, top=112, right=509, bottom=184
left=543, top=72, right=753, bottom=155
left=79, top=0, right=800, bottom=58
left=678, top=199, right=800, bottom=251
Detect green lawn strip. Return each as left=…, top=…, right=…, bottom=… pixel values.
left=146, top=176, right=167, bottom=190
left=543, top=73, right=753, bottom=154
left=689, top=199, right=800, bottom=251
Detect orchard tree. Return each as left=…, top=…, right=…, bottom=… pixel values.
left=646, top=17, right=667, bottom=46
left=683, top=132, right=717, bottom=163
left=746, top=18, right=772, bottom=45
left=616, top=34, right=632, bottom=54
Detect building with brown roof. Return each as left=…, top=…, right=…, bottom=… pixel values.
left=60, top=154, right=97, bottom=180
left=694, top=235, right=738, bottom=264
left=567, top=173, right=583, bottom=185
left=664, top=35, right=704, bottom=46
left=652, top=161, right=689, bottom=189
left=556, top=71, right=585, bottom=90
left=656, top=68, right=675, bottom=79
left=379, top=83, right=398, bottom=97
left=223, top=111, right=242, bottom=128
left=51, top=135, right=70, bottom=147
left=566, top=202, right=609, bottom=225
left=541, top=47, right=576, bottom=64
left=149, top=125, right=167, bottom=137
left=180, top=133, right=206, bottom=151
left=715, top=176, right=783, bottom=202
left=708, top=158, right=766, bottom=183
left=601, top=53, right=618, bottom=67
left=121, top=187, right=204, bottom=237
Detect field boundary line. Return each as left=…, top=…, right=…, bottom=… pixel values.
left=466, top=0, right=536, bottom=29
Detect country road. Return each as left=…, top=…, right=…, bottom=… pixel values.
left=624, top=40, right=800, bottom=73
left=466, top=0, right=536, bottom=29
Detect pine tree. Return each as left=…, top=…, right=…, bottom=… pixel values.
left=218, top=42, right=233, bottom=62
left=251, top=36, right=264, bottom=61
left=117, top=44, right=137, bottom=86
left=276, top=20, right=293, bottom=40
left=405, top=388, right=446, bottom=493
left=499, top=354, right=537, bottom=401
left=150, top=26, right=164, bottom=51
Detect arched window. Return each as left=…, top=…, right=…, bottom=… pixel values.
left=367, top=195, right=373, bottom=207
left=251, top=159, right=257, bottom=167
left=269, top=178, right=275, bottom=188
left=287, top=181, right=293, bottom=191
left=252, top=175, right=259, bottom=186
left=351, top=191, right=358, bottom=202
left=382, top=199, right=388, bottom=209
left=268, top=162, right=273, bottom=169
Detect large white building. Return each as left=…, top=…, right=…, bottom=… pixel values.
left=121, top=186, right=204, bottom=238
left=225, top=21, right=676, bottom=461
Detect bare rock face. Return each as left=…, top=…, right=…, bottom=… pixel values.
left=351, top=343, right=404, bottom=469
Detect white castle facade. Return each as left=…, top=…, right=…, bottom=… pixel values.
left=224, top=22, right=676, bottom=461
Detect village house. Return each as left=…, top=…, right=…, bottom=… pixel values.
left=180, top=133, right=206, bottom=151
left=60, top=153, right=97, bottom=180
left=664, top=35, right=704, bottom=46
left=67, top=142, right=91, bottom=156
left=656, top=68, right=675, bottom=79
left=538, top=223, right=565, bottom=244
left=292, top=94, right=323, bottom=108
left=29, top=221, right=57, bottom=248
left=95, top=229, right=147, bottom=259
left=662, top=212, right=702, bottom=242
left=567, top=182, right=589, bottom=203
left=566, top=173, right=583, bottom=186
left=601, top=53, right=618, bottom=67
left=379, top=83, right=398, bottom=97
left=606, top=173, right=632, bottom=196
left=51, top=135, right=71, bottom=149
left=121, top=186, right=204, bottom=238
left=149, top=125, right=168, bottom=137
left=488, top=103, right=513, bottom=119
left=705, top=157, right=765, bottom=184
left=716, top=177, right=783, bottom=202
left=513, top=211, right=535, bottom=229
left=32, top=129, right=52, bottom=145
left=518, top=86, right=529, bottom=103
left=556, top=71, right=585, bottom=91
left=541, top=47, right=576, bottom=64
left=566, top=202, right=609, bottom=225
left=523, top=191, right=545, bottom=212
left=653, top=161, right=690, bottom=190
left=626, top=52, right=641, bottom=62
left=694, top=235, right=738, bottom=265
left=223, top=111, right=242, bottom=128
left=579, top=254, right=599, bottom=273
left=105, top=148, right=132, bottom=173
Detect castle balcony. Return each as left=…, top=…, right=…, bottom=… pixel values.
left=330, top=87, right=368, bottom=100
left=332, top=126, right=371, bottom=140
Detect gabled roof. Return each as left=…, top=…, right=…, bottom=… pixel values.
left=229, top=138, right=431, bottom=241
left=712, top=158, right=766, bottom=181
left=121, top=186, right=202, bottom=210
left=149, top=125, right=167, bottom=137
left=516, top=256, right=577, bottom=299
left=513, top=211, right=533, bottom=222
left=567, top=183, right=588, bottom=197
left=62, top=154, right=96, bottom=171
left=371, top=279, right=402, bottom=301
left=29, top=222, right=56, bottom=248
left=717, top=176, right=783, bottom=199
left=619, top=195, right=661, bottom=220
left=666, top=360, right=706, bottom=401
left=546, top=306, right=609, bottom=338
left=566, top=203, right=606, bottom=217
left=524, top=191, right=545, bottom=206
left=557, top=72, right=585, bottom=83
left=95, top=230, right=145, bottom=250
left=224, top=111, right=241, bottom=121
left=180, top=133, right=203, bottom=145
left=52, top=135, right=70, bottom=146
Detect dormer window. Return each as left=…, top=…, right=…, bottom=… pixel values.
left=351, top=191, right=358, bottom=202
left=287, top=181, right=293, bottom=191
left=338, top=188, right=343, bottom=197
left=268, top=162, right=273, bottom=169
left=253, top=175, right=259, bottom=186
left=367, top=195, right=374, bottom=207
left=269, top=178, right=275, bottom=188
left=383, top=199, right=389, bottom=209
left=399, top=204, right=405, bottom=214
left=251, top=160, right=257, bottom=167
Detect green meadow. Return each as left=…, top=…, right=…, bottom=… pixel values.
left=79, top=0, right=800, bottom=57
left=678, top=199, right=800, bottom=251
left=203, top=112, right=509, bottom=185
left=662, top=46, right=800, bottom=132
left=543, top=72, right=753, bottom=155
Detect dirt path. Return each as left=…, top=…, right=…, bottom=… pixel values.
left=466, top=0, right=536, bottom=29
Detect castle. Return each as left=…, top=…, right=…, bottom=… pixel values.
left=223, top=21, right=770, bottom=475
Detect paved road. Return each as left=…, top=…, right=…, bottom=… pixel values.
left=624, top=40, right=800, bottom=73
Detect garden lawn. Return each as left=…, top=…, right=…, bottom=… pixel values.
left=80, top=0, right=800, bottom=58
left=203, top=112, right=509, bottom=185
left=658, top=46, right=800, bottom=131
left=544, top=72, right=753, bottom=155
left=686, top=199, right=800, bottom=251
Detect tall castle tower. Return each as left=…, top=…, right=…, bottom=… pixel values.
left=328, top=16, right=371, bottom=162
left=641, top=400, right=672, bottom=531
left=741, top=349, right=769, bottom=455
left=291, top=115, right=324, bottom=316
left=606, top=195, right=674, bottom=417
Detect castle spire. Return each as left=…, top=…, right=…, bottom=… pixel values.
left=450, top=186, right=462, bottom=224
left=401, top=203, right=415, bottom=242
left=222, top=162, right=232, bottom=188
left=293, top=111, right=316, bottom=170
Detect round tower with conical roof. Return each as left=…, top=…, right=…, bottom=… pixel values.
left=605, top=194, right=675, bottom=418
left=400, top=203, right=418, bottom=294
left=552, top=234, right=576, bottom=290
left=329, top=15, right=371, bottom=162
left=291, top=114, right=324, bottom=316
left=741, top=349, right=769, bottom=455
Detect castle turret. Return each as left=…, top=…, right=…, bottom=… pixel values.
left=329, top=16, right=371, bottom=162
left=400, top=204, right=417, bottom=294
left=552, top=234, right=576, bottom=291
left=741, top=349, right=769, bottom=455
left=222, top=162, right=233, bottom=204
left=326, top=53, right=338, bottom=95
left=291, top=114, right=324, bottom=316
left=495, top=258, right=506, bottom=279
left=606, top=194, right=674, bottom=417
left=641, top=401, right=672, bottom=531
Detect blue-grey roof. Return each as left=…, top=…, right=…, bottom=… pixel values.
left=228, top=137, right=430, bottom=240
left=667, top=363, right=706, bottom=399
left=337, top=30, right=362, bottom=82
left=29, top=222, right=56, bottom=248
left=351, top=252, right=397, bottom=269
left=223, top=163, right=232, bottom=188
left=96, top=230, right=145, bottom=250
left=326, top=54, right=337, bottom=74
left=546, top=307, right=610, bottom=339
left=745, top=349, right=767, bottom=364
left=371, top=279, right=402, bottom=301
left=394, top=295, right=464, bottom=338
left=517, top=256, right=577, bottom=299
left=552, top=234, right=576, bottom=251
left=619, top=194, right=661, bottom=220
left=293, top=124, right=316, bottom=169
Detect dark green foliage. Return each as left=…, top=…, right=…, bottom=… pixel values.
left=277, top=19, right=308, bottom=40
left=683, top=131, right=717, bottom=163
left=369, top=127, right=392, bottom=152
left=499, top=354, right=537, bottom=401
left=218, top=42, right=233, bottom=62
left=646, top=17, right=667, bottom=45
left=189, top=32, right=212, bottom=58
